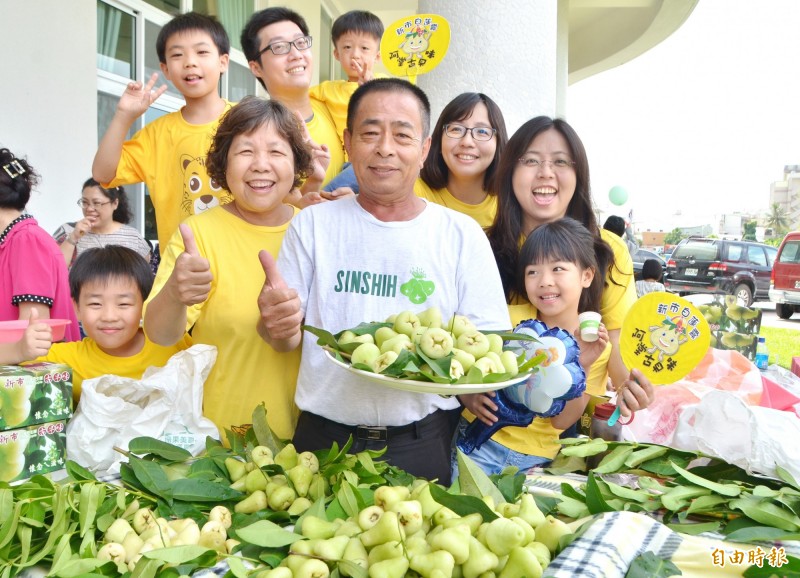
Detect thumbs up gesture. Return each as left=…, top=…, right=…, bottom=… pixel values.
left=18, top=308, right=53, bottom=361
left=257, top=250, right=303, bottom=350
left=167, top=224, right=212, bottom=306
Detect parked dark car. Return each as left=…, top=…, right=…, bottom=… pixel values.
left=632, top=249, right=666, bottom=281
left=769, top=231, right=800, bottom=319
left=664, top=238, right=777, bottom=306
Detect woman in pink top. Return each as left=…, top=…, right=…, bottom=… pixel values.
left=0, top=148, right=80, bottom=346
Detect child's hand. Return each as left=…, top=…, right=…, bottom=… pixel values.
left=352, top=60, right=373, bottom=85
left=614, top=368, right=655, bottom=418
left=458, top=392, right=498, bottom=426
left=168, top=225, right=212, bottom=306
left=320, top=187, right=355, bottom=200
left=117, top=72, right=168, bottom=120
left=574, top=322, right=609, bottom=372
left=17, top=309, right=52, bottom=362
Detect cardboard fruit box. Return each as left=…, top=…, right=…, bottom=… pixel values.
left=0, top=420, right=67, bottom=483
left=0, top=363, right=73, bottom=431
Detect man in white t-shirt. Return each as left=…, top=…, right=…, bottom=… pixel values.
left=257, top=79, right=511, bottom=483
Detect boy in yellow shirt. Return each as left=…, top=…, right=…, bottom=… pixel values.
left=15, top=246, right=191, bottom=404
left=310, top=10, right=385, bottom=194
left=92, top=12, right=233, bottom=251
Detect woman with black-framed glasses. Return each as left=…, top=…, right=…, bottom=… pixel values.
left=53, top=178, right=151, bottom=268
left=414, top=92, right=508, bottom=228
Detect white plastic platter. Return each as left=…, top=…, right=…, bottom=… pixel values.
left=324, top=350, right=532, bottom=395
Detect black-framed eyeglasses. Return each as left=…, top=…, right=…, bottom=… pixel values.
left=517, top=157, right=576, bottom=170
left=258, top=35, right=313, bottom=57
left=78, top=199, right=112, bottom=209
left=443, top=124, right=496, bottom=142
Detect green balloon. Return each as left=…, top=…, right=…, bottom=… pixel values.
left=609, top=186, right=628, bottom=206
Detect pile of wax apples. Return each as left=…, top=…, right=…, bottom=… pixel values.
left=307, top=307, right=540, bottom=384
left=258, top=485, right=569, bottom=578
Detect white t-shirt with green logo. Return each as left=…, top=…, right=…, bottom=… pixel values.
left=279, top=197, right=511, bottom=426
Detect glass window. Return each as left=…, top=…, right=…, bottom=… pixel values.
left=194, top=0, right=254, bottom=52
left=779, top=242, right=800, bottom=264
left=228, top=61, right=254, bottom=101
left=319, top=8, right=334, bottom=82
left=747, top=246, right=767, bottom=266
left=97, top=2, right=135, bottom=77
left=143, top=0, right=180, bottom=16
left=766, top=246, right=778, bottom=265
left=727, top=244, right=743, bottom=262
left=145, top=20, right=180, bottom=98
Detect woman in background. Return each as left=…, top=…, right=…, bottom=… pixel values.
left=53, top=179, right=151, bottom=267
left=0, top=147, right=80, bottom=347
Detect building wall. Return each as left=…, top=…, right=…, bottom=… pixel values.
left=1, top=1, right=98, bottom=234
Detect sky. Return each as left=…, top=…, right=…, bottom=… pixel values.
left=567, top=0, right=800, bottom=233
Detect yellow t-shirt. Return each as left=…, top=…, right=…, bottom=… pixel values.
left=33, top=332, right=192, bottom=403
left=309, top=75, right=390, bottom=152
left=146, top=206, right=302, bottom=440
left=464, top=228, right=636, bottom=458
left=413, top=179, right=498, bottom=229
left=104, top=102, right=235, bottom=250
left=308, top=98, right=345, bottom=184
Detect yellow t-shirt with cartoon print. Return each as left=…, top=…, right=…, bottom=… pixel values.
left=104, top=102, right=235, bottom=250
left=463, top=228, right=636, bottom=459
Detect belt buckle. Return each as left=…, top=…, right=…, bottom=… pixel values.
left=356, top=425, right=387, bottom=441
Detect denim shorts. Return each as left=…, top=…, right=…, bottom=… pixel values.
left=451, top=417, right=551, bottom=479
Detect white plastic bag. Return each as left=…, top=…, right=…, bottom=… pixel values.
left=670, top=390, right=800, bottom=481
left=66, top=344, right=220, bottom=474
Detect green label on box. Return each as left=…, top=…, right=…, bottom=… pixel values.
left=0, top=420, right=67, bottom=483
left=0, top=363, right=73, bottom=431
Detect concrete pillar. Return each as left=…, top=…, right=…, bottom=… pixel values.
left=417, top=0, right=568, bottom=134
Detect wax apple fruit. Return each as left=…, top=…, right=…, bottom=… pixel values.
left=417, top=306, right=443, bottom=328
left=456, top=330, right=491, bottom=358
left=350, top=343, right=381, bottom=368
left=534, top=515, right=572, bottom=553
left=418, top=328, right=454, bottom=359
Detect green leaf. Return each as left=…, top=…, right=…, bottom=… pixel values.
left=670, top=462, right=742, bottom=497
left=336, top=482, right=361, bottom=519
left=128, top=457, right=174, bottom=504
left=776, top=465, right=800, bottom=492
left=456, top=450, right=505, bottom=506
left=142, top=545, right=217, bottom=564
left=48, top=558, right=112, bottom=577
left=170, top=477, right=244, bottom=502
left=585, top=474, right=615, bottom=514
left=303, top=324, right=340, bottom=349
left=743, top=554, right=800, bottom=577
left=128, top=437, right=192, bottom=461
left=728, top=496, right=800, bottom=531
left=429, top=483, right=498, bottom=522
left=65, top=461, right=97, bottom=482
left=665, top=521, right=721, bottom=535
left=625, top=551, right=682, bottom=578
left=726, top=526, right=800, bottom=543
left=337, top=560, right=369, bottom=578
left=559, top=438, right=609, bottom=458
left=236, top=520, right=305, bottom=547
left=227, top=556, right=250, bottom=578
left=252, top=404, right=286, bottom=455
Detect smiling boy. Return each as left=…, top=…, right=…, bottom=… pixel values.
left=23, top=246, right=191, bottom=404
left=92, top=12, right=233, bottom=251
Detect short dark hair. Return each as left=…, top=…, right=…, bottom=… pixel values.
left=641, top=258, right=664, bottom=282
left=0, top=148, right=39, bottom=211
left=332, top=10, right=384, bottom=44
left=69, top=246, right=154, bottom=302
left=156, top=12, right=230, bottom=63
left=82, top=178, right=132, bottom=225
left=603, top=215, right=626, bottom=238
left=346, top=78, right=431, bottom=139
left=517, top=217, right=609, bottom=314
left=241, top=7, right=309, bottom=60
left=207, top=96, right=314, bottom=192
left=420, top=92, right=507, bottom=192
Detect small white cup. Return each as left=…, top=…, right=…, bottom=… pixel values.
left=578, top=311, right=602, bottom=342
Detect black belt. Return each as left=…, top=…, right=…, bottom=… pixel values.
left=303, top=410, right=442, bottom=442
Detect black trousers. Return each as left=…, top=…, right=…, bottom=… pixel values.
left=293, top=408, right=461, bottom=486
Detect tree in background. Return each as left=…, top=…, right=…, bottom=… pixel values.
left=664, top=227, right=685, bottom=245
left=766, top=202, right=790, bottom=236
left=742, top=220, right=757, bottom=241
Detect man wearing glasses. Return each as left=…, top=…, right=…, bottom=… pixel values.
left=241, top=8, right=345, bottom=188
